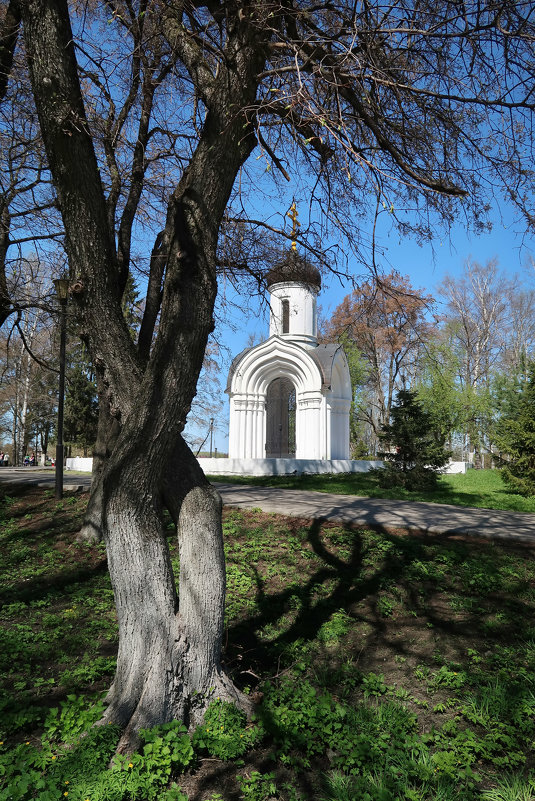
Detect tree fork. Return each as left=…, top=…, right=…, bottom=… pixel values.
left=21, top=0, right=265, bottom=753
left=96, top=447, right=253, bottom=754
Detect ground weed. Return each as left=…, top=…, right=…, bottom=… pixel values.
left=3, top=486, right=535, bottom=798
left=192, top=697, right=263, bottom=760
left=237, top=771, right=278, bottom=800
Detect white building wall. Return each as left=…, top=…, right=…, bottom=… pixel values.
left=64, top=457, right=472, bottom=476
left=269, top=281, right=319, bottom=344
left=199, top=457, right=384, bottom=475
left=329, top=398, right=351, bottom=459
left=328, top=353, right=352, bottom=459
left=228, top=278, right=351, bottom=462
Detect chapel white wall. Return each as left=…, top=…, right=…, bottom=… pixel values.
left=227, top=271, right=351, bottom=463
left=269, top=281, right=318, bottom=343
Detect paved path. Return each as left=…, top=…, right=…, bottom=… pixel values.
left=2, top=469, right=534, bottom=545
left=214, top=483, right=535, bottom=545
left=0, top=467, right=91, bottom=491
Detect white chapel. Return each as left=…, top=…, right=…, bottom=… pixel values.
left=226, top=250, right=352, bottom=461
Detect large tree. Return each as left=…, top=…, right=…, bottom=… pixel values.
left=438, top=259, right=512, bottom=392
left=0, top=257, right=57, bottom=463
left=0, top=0, right=62, bottom=327
left=64, top=353, right=99, bottom=457
left=2, top=0, right=533, bottom=752
left=325, top=271, right=436, bottom=452
left=437, top=258, right=535, bottom=462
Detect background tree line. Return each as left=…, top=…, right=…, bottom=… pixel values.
left=324, top=257, right=535, bottom=467
left=3, top=251, right=533, bottom=471
left=0, top=257, right=224, bottom=464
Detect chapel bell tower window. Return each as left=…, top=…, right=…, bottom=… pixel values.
left=282, top=299, right=290, bottom=334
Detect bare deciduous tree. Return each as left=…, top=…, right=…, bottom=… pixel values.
left=438, top=259, right=512, bottom=391
left=325, top=271, right=436, bottom=452
left=3, top=0, right=532, bottom=751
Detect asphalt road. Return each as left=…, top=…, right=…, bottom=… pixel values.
left=2, top=468, right=535, bottom=545
left=0, top=467, right=91, bottom=491
left=214, top=483, right=535, bottom=545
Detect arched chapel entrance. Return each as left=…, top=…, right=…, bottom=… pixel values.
left=265, top=377, right=296, bottom=457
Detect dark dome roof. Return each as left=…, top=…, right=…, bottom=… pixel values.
left=266, top=250, right=321, bottom=291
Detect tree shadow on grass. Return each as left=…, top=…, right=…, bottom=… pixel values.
left=2, top=489, right=535, bottom=800
left=225, top=515, right=534, bottom=690
left=0, top=558, right=109, bottom=607
left=214, top=517, right=535, bottom=801
left=0, top=487, right=106, bottom=605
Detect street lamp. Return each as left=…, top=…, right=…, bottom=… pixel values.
left=53, top=277, right=69, bottom=500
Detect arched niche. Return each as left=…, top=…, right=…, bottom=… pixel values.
left=265, top=377, right=296, bottom=457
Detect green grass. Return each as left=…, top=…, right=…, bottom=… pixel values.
left=209, top=468, right=535, bottom=513
left=2, top=486, right=535, bottom=800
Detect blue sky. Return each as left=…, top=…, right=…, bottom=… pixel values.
left=219, top=209, right=534, bottom=364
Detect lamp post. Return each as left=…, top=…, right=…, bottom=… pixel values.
left=209, top=417, right=214, bottom=458
left=53, top=277, right=69, bottom=500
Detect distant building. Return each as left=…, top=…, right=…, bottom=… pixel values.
left=226, top=251, right=351, bottom=460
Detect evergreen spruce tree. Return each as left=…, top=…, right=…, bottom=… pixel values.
left=377, top=388, right=451, bottom=490
left=495, top=363, right=535, bottom=496
left=121, top=273, right=142, bottom=340
left=64, top=342, right=98, bottom=457
left=64, top=366, right=98, bottom=455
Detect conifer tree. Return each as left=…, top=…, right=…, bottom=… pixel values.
left=495, top=364, right=535, bottom=497
left=64, top=364, right=98, bottom=456
left=377, top=388, right=451, bottom=490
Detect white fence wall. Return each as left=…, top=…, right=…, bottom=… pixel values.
left=198, top=457, right=383, bottom=476
left=65, top=456, right=471, bottom=476
left=65, top=457, right=94, bottom=472
left=442, top=461, right=473, bottom=474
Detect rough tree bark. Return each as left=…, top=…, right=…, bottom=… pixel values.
left=77, top=374, right=120, bottom=544
left=21, top=0, right=264, bottom=751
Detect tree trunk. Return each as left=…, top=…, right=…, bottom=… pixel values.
left=20, top=0, right=264, bottom=752
left=97, top=433, right=252, bottom=754
left=175, top=482, right=252, bottom=722
left=78, top=414, right=251, bottom=752
left=77, top=375, right=120, bottom=544
left=17, top=313, right=38, bottom=464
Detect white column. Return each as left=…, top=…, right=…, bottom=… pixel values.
left=238, top=399, right=247, bottom=458
left=244, top=401, right=251, bottom=459
left=248, top=399, right=260, bottom=459
left=297, top=395, right=322, bottom=458
left=257, top=400, right=266, bottom=458
left=228, top=399, right=242, bottom=459
left=251, top=404, right=257, bottom=459
left=325, top=401, right=332, bottom=460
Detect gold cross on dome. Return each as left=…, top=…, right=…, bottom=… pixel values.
left=287, top=201, right=300, bottom=250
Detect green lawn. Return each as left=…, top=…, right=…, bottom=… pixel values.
left=2, top=485, right=535, bottom=800
left=209, top=468, right=535, bottom=513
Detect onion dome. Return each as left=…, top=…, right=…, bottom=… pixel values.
left=265, top=249, right=321, bottom=291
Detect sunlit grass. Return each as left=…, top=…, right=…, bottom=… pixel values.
left=3, top=488, right=535, bottom=800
